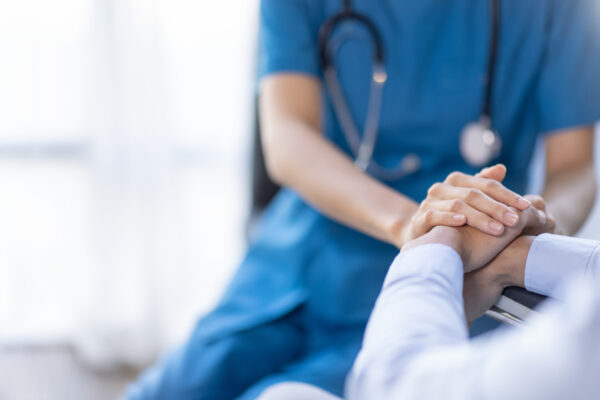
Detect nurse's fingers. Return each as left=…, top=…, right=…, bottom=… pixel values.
left=427, top=183, right=520, bottom=228
left=415, top=210, right=467, bottom=235
left=444, top=171, right=531, bottom=211
left=476, top=164, right=507, bottom=182
left=425, top=199, right=506, bottom=235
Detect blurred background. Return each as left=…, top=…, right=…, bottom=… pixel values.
left=0, top=0, right=256, bottom=398
left=0, top=1, right=598, bottom=399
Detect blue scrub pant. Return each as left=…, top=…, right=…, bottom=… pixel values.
left=123, top=307, right=363, bottom=400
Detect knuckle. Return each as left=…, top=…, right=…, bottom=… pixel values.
left=527, top=195, right=545, bottom=208
left=415, top=204, right=430, bottom=218
left=527, top=194, right=543, bottom=202
left=465, top=188, right=482, bottom=202
left=495, top=204, right=508, bottom=216
left=427, top=182, right=442, bottom=197
left=446, top=172, right=462, bottom=184
left=410, top=213, right=420, bottom=226
left=423, top=209, right=436, bottom=224
left=449, top=199, right=464, bottom=212
left=524, top=207, right=538, bottom=221
left=484, top=179, right=500, bottom=191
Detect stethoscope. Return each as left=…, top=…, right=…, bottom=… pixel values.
left=319, top=0, right=502, bottom=181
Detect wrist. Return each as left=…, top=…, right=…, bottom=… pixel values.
left=432, top=226, right=469, bottom=267
left=387, top=216, right=407, bottom=248
left=386, top=206, right=419, bottom=248
left=493, top=235, right=535, bottom=288
left=402, top=226, right=467, bottom=264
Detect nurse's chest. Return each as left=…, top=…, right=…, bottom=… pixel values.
left=331, top=0, right=549, bottom=143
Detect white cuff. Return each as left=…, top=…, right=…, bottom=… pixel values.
left=387, top=244, right=464, bottom=298
left=525, top=234, right=600, bottom=299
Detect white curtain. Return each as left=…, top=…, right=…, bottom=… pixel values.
left=0, top=0, right=257, bottom=369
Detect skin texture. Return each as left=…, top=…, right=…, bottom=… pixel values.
left=259, top=75, right=581, bottom=248
left=260, top=74, right=418, bottom=246
left=399, top=166, right=532, bottom=243
left=401, top=204, right=547, bottom=274
left=404, top=193, right=553, bottom=324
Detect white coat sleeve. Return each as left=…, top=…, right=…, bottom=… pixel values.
left=346, top=239, right=600, bottom=400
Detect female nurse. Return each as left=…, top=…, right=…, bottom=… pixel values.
left=124, top=0, right=600, bottom=399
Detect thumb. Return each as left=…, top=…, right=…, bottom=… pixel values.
left=476, top=164, right=506, bottom=182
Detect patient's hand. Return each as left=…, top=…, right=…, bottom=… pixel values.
left=402, top=198, right=548, bottom=273
left=460, top=194, right=554, bottom=321
left=462, top=235, right=535, bottom=322
left=457, top=197, right=550, bottom=273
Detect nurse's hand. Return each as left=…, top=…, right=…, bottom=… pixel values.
left=462, top=235, right=535, bottom=322
left=520, top=194, right=556, bottom=235
left=461, top=196, right=554, bottom=322
left=402, top=201, right=548, bottom=273
left=398, top=164, right=533, bottom=245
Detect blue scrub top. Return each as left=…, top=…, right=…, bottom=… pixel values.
left=197, top=0, right=600, bottom=342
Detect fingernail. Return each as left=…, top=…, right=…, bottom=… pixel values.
left=488, top=221, right=504, bottom=234
left=517, top=197, right=532, bottom=209
left=503, top=211, right=519, bottom=226
left=453, top=214, right=466, bottom=223
left=538, top=210, right=547, bottom=224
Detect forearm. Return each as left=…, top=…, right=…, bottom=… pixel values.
left=269, top=120, right=416, bottom=244
left=542, top=162, right=596, bottom=235
left=260, top=75, right=534, bottom=247
left=260, top=77, right=417, bottom=247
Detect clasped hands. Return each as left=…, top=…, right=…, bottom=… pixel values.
left=401, top=164, right=556, bottom=322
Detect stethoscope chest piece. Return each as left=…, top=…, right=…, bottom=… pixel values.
left=459, top=117, right=502, bottom=167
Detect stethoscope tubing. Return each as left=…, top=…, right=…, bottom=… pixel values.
left=320, top=0, right=500, bottom=179
left=483, top=0, right=500, bottom=120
